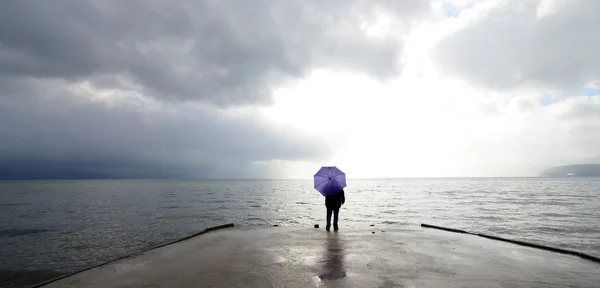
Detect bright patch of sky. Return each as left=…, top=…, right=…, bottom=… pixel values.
left=259, top=0, right=600, bottom=178
left=539, top=94, right=555, bottom=106
left=581, top=87, right=600, bottom=97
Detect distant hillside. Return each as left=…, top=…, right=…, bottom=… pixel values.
left=540, top=164, right=600, bottom=177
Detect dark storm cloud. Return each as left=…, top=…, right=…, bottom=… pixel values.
left=0, top=0, right=431, bottom=106
left=0, top=91, right=330, bottom=179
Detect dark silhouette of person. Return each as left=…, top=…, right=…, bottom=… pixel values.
left=325, top=189, right=345, bottom=231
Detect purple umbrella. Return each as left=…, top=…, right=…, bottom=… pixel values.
left=314, top=166, right=346, bottom=196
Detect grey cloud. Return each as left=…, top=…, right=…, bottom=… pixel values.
left=562, top=101, right=600, bottom=120
left=434, top=1, right=600, bottom=92
left=0, top=0, right=433, bottom=179
left=0, top=0, right=431, bottom=106
left=0, top=89, right=330, bottom=179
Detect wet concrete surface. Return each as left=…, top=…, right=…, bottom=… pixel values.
left=42, top=226, right=600, bottom=287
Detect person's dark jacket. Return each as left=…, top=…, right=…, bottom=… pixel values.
left=325, top=189, right=345, bottom=209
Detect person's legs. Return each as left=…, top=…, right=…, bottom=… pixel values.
left=326, top=207, right=333, bottom=231
left=333, top=208, right=340, bottom=231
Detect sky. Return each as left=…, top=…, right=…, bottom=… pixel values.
left=1, top=0, right=599, bottom=179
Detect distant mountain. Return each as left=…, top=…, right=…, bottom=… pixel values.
left=540, top=164, right=600, bottom=177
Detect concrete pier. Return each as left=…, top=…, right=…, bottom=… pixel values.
left=41, top=225, right=600, bottom=287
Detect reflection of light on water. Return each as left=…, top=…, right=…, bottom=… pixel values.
left=311, top=275, right=322, bottom=285
left=510, top=249, right=525, bottom=260
left=266, top=255, right=286, bottom=264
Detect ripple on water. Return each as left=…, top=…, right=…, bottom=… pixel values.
left=207, top=199, right=235, bottom=204
left=154, top=214, right=194, bottom=220
left=0, top=202, right=27, bottom=208
left=376, top=220, right=397, bottom=225
left=0, top=228, right=54, bottom=238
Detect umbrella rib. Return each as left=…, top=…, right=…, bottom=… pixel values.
left=331, top=167, right=342, bottom=177
left=314, top=169, right=326, bottom=177
left=314, top=178, right=329, bottom=188
left=332, top=173, right=345, bottom=181
left=323, top=180, right=332, bottom=195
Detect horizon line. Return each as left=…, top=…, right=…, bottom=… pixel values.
left=2, top=176, right=595, bottom=181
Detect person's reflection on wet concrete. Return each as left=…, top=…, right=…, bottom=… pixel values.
left=318, top=233, right=347, bottom=281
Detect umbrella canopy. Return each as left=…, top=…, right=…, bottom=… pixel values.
left=314, top=166, right=346, bottom=196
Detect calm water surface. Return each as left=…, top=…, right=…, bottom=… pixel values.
left=0, top=178, right=599, bottom=287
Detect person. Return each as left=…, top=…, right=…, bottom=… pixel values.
left=325, top=188, right=345, bottom=231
